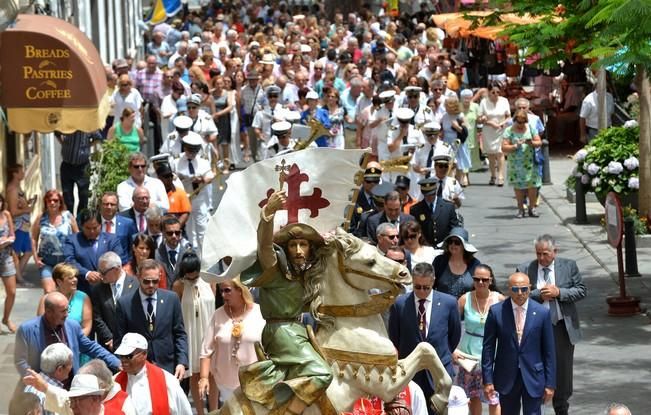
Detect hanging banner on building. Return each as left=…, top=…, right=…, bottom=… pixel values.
left=0, top=14, right=109, bottom=133
left=145, top=0, right=183, bottom=25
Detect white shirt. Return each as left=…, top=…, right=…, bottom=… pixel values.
left=111, top=88, right=144, bottom=127
left=117, top=175, right=170, bottom=212
left=174, top=154, right=214, bottom=204
left=413, top=290, right=434, bottom=337
left=579, top=91, right=614, bottom=129
left=536, top=261, right=563, bottom=319
left=125, top=364, right=192, bottom=415
left=102, top=217, right=116, bottom=234
left=140, top=289, right=158, bottom=317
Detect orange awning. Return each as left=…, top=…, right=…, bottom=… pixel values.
left=0, top=14, right=108, bottom=133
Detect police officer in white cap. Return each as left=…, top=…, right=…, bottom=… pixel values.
left=252, top=85, right=288, bottom=160
left=160, top=115, right=193, bottom=163
left=384, top=107, right=424, bottom=183
left=371, top=90, right=396, bottom=166
left=430, top=146, right=464, bottom=208
left=187, top=93, right=218, bottom=144
left=174, top=131, right=215, bottom=250
left=411, top=121, right=452, bottom=196
left=264, top=121, right=296, bottom=159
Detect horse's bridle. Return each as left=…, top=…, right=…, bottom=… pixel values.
left=317, top=247, right=404, bottom=318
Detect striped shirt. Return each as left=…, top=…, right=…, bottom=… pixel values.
left=56, top=131, right=102, bottom=165
left=135, top=68, right=164, bottom=108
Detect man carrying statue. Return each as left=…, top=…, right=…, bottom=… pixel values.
left=239, top=189, right=333, bottom=415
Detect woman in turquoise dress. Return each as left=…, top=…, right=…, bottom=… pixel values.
left=501, top=109, right=542, bottom=218
left=453, top=264, right=505, bottom=415
left=37, top=263, right=92, bottom=366
left=107, top=107, right=145, bottom=153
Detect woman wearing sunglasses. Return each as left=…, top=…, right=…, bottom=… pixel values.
left=400, top=220, right=442, bottom=265
left=199, top=277, right=264, bottom=411
left=453, top=264, right=505, bottom=415
left=172, top=250, right=216, bottom=415
left=433, top=227, right=481, bottom=299
left=123, top=233, right=167, bottom=289
left=501, top=109, right=543, bottom=218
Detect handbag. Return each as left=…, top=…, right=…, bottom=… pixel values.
left=456, top=350, right=480, bottom=373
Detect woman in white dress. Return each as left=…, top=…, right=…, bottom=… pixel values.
left=223, top=74, right=243, bottom=169
left=478, top=82, right=511, bottom=186
left=172, top=251, right=216, bottom=415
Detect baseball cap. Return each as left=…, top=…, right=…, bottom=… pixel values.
left=114, top=332, right=148, bottom=356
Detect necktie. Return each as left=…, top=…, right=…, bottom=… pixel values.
left=146, top=297, right=155, bottom=332
left=425, top=145, right=434, bottom=178
left=111, top=283, right=117, bottom=304
left=105, top=220, right=113, bottom=233
left=437, top=179, right=444, bottom=197
left=418, top=299, right=427, bottom=340
left=169, top=250, right=177, bottom=267
left=516, top=305, right=525, bottom=344
left=188, top=159, right=199, bottom=190
left=543, top=267, right=561, bottom=324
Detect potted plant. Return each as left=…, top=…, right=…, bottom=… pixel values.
left=87, top=139, right=131, bottom=210
left=571, top=125, right=640, bottom=208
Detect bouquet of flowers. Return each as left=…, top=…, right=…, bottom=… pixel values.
left=572, top=125, right=639, bottom=198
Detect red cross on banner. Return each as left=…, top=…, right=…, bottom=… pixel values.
left=259, top=163, right=330, bottom=224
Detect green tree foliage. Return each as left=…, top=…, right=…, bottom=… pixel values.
left=87, top=139, right=130, bottom=210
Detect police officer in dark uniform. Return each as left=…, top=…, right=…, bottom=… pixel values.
left=409, top=177, right=460, bottom=247
left=354, top=181, right=394, bottom=240
left=349, top=165, right=382, bottom=233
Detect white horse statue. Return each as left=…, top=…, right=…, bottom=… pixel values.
left=217, top=229, right=452, bottom=415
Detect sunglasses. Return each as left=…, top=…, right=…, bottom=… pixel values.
left=118, top=351, right=142, bottom=360
left=393, top=258, right=406, bottom=264
left=413, top=284, right=432, bottom=291
left=436, top=163, right=449, bottom=168
left=131, top=164, right=147, bottom=169
left=268, top=94, right=279, bottom=98
left=473, top=277, right=491, bottom=283
left=511, top=286, right=530, bottom=293
left=408, top=95, right=419, bottom=98
left=142, top=279, right=160, bottom=285
left=220, top=287, right=233, bottom=294
left=119, top=83, right=130, bottom=87
left=165, top=230, right=182, bottom=236
left=188, top=106, right=199, bottom=109
left=405, top=233, right=419, bottom=240
left=100, top=266, right=119, bottom=276
left=448, top=239, right=462, bottom=246
left=432, top=88, right=443, bottom=91
left=425, top=132, right=439, bottom=137
left=382, top=234, right=399, bottom=240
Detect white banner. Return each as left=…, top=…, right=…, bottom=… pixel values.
left=201, top=148, right=366, bottom=282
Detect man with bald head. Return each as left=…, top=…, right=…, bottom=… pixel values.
left=482, top=273, right=556, bottom=415
left=606, top=403, right=632, bottom=415
left=15, top=292, right=121, bottom=378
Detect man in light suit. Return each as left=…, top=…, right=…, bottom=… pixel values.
left=409, top=177, right=459, bottom=247
left=517, top=234, right=587, bottom=415
left=91, top=251, right=139, bottom=352
left=115, top=259, right=188, bottom=378
left=389, top=262, right=460, bottom=415
left=366, top=190, right=415, bottom=244
left=63, top=210, right=125, bottom=294
left=482, top=272, right=556, bottom=415
left=100, top=191, right=138, bottom=261
left=14, top=292, right=121, bottom=377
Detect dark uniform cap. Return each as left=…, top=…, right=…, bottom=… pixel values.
left=395, top=175, right=410, bottom=189
left=418, top=177, right=439, bottom=196
left=363, top=166, right=382, bottom=182
left=266, top=85, right=281, bottom=96
left=273, top=223, right=325, bottom=247
left=371, top=181, right=395, bottom=201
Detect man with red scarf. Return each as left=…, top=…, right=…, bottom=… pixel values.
left=114, top=333, right=191, bottom=415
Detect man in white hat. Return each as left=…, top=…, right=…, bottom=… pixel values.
left=114, top=333, right=191, bottom=415
left=187, top=93, right=218, bottom=144
left=264, top=121, right=295, bottom=159
left=252, top=85, right=288, bottom=158
left=429, top=147, right=464, bottom=208
left=384, top=107, right=424, bottom=183
left=410, top=121, right=450, bottom=199
left=370, top=89, right=397, bottom=165
left=160, top=115, right=192, bottom=162
left=23, top=372, right=105, bottom=415
left=175, top=132, right=215, bottom=251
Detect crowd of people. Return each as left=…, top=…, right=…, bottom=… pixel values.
left=1, top=1, right=631, bottom=414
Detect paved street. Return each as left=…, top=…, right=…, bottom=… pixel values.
left=0, top=155, right=649, bottom=414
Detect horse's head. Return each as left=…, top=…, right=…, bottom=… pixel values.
left=332, top=228, right=411, bottom=293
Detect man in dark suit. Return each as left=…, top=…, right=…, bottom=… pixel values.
left=119, top=186, right=151, bottom=234
left=91, top=251, right=139, bottom=352
left=155, top=216, right=192, bottom=287
left=115, top=258, right=188, bottom=378
left=517, top=234, right=586, bottom=415
left=100, top=191, right=138, bottom=261
left=410, top=177, right=459, bottom=247
left=482, top=272, right=556, bottom=415
left=349, top=165, right=381, bottom=233
left=63, top=209, right=124, bottom=294
left=354, top=181, right=393, bottom=239
left=389, top=262, right=461, bottom=414
left=366, top=190, right=414, bottom=244
left=14, top=292, right=121, bottom=377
